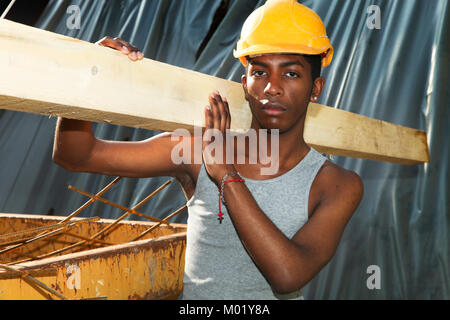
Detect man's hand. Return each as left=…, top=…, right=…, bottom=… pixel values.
left=202, top=91, right=236, bottom=186
left=96, top=36, right=144, bottom=61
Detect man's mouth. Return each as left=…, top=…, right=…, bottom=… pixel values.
left=260, top=100, right=287, bottom=116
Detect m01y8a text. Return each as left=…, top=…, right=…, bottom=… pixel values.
left=223, top=304, right=270, bottom=315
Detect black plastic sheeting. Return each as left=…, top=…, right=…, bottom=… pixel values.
left=0, top=0, right=448, bottom=299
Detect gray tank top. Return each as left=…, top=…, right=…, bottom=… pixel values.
left=182, top=147, right=327, bottom=300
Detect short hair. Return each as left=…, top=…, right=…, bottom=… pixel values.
left=302, top=54, right=322, bottom=82
left=245, top=54, right=322, bottom=82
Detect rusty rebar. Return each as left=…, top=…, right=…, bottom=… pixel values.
left=68, top=185, right=170, bottom=225
left=61, top=176, right=122, bottom=224
left=0, top=177, right=120, bottom=256
left=0, top=217, right=99, bottom=256
left=0, top=217, right=102, bottom=246
left=12, top=180, right=172, bottom=263
left=0, top=264, right=67, bottom=300
left=131, top=204, right=187, bottom=242
left=88, top=180, right=172, bottom=239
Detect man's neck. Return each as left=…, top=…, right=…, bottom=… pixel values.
left=234, top=117, right=310, bottom=179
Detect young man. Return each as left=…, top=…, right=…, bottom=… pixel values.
left=53, top=0, right=363, bottom=300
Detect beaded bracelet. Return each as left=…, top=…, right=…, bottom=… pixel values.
left=218, top=171, right=245, bottom=224
left=220, top=171, right=240, bottom=205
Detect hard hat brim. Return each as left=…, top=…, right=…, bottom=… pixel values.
left=234, top=44, right=333, bottom=68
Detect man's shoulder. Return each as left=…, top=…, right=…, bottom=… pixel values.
left=314, top=159, right=364, bottom=203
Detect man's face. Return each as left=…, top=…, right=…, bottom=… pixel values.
left=242, top=54, right=321, bottom=134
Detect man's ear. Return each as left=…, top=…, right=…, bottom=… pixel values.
left=310, top=77, right=325, bottom=103
left=241, top=74, right=249, bottom=101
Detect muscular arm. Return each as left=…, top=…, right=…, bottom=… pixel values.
left=52, top=117, right=186, bottom=178
left=221, top=165, right=364, bottom=294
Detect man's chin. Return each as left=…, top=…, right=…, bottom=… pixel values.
left=260, top=120, right=287, bottom=133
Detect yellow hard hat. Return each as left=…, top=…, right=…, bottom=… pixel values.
left=233, top=0, right=333, bottom=68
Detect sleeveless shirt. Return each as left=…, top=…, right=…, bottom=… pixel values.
left=182, top=147, right=327, bottom=300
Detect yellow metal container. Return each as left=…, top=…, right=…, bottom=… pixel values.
left=0, top=213, right=187, bottom=300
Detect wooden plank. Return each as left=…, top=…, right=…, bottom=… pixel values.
left=0, top=19, right=429, bottom=165
left=304, top=104, right=429, bottom=165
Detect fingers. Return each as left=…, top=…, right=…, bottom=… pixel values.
left=224, top=98, right=231, bottom=130
left=95, top=36, right=144, bottom=61
left=218, top=95, right=229, bottom=131
left=204, top=104, right=213, bottom=130
left=208, top=93, right=221, bottom=131
left=207, top=91, right=231, bottom=133
left=202, top=92, right=234, bottom=178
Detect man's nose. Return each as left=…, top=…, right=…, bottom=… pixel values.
left=264, top=77, right=283, bottom=96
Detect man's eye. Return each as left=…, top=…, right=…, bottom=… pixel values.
left=252, top=70, right=266, bottom=77
left=285, top=72, right=300, bottom=78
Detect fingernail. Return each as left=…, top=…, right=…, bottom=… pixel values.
left=122, top=46, right=129, bottom=53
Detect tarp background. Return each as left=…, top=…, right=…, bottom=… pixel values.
left=0, top=0, right=448, bottom=299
